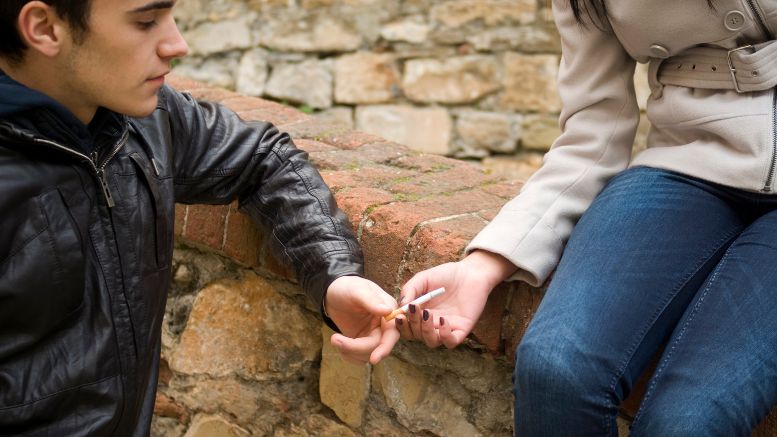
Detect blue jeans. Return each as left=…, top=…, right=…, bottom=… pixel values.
left=514, top=167, right=777, bottom=436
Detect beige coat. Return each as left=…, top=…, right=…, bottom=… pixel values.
left=468, top=0, right=777, bottom=286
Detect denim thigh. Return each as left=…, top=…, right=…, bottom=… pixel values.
left=513, top=167, right=746, bottom=436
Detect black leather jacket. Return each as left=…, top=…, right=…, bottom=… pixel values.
left=0, top=84, right=363, bottom=435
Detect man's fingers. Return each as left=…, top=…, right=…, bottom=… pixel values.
left=369, top=325, right=401, bottom=364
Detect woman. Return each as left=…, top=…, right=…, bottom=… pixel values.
left=391, top=0, right=777, bottom=435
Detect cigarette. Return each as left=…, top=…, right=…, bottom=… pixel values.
left=383, top=287, right=446, bottom=321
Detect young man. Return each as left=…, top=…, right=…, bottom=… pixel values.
left=0, top=0, right=399, bottom=434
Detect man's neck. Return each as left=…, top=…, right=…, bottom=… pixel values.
left=0, top=57, right=95, bottom=125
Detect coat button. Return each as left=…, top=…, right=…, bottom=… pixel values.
left=649, top=44, right=670, bottom=58
left=724, top=10, right=746, bottom=31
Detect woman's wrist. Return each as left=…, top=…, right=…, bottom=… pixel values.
left=460, top=249, right=518, bottom=290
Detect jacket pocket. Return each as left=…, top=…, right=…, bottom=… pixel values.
left=0, top=188, right=86, bottom=359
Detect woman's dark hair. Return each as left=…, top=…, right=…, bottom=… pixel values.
left=569, top=0, right=715, bottom=24
left=0, top=0, right=91, bottom=63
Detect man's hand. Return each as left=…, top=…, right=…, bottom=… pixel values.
left=325, top=276, right=400, bottom=365
left=398, top=250, right=517, bottom=349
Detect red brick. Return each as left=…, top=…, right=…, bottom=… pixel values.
left=186, top=87, right=239, bottom=103
left=223, top=204, right=263, bottom=268
left=398, top=214, right=486, bottom=285
left=181, top=204, right=229, bottom=251
left=281, top=118, right=353, bottom=143
left=503, top=282, right=545, bottom=361
left=334, top=187, right=395, bottom=231
left=391, top=153, right=464, bottom=173
left=220, top=96, right=269, bottom=112
left=322, top=131, right=387, bottom=150
left=477, top=207, right=502, bottom=222
left=481, top=180, right=522, bottom=200
left=309, top=143, right=410, bottom=171
left=174, top=204, right=187, bottom=237
left=167, top=74, right=206, bottom=91
left=260, top=244, right=296, bottom=282
left=237, top=102, right=310, bottom=126
left=388, top=163, right=498, bottom=197
left=471, top=283, right=510, bottom=355
left=291, top=139, right=337, bottom=154
left=319, top=166, right=414, bottom=192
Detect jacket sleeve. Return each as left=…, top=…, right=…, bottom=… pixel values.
left=466, top=0, right=640, bottom=287
left=161, top=85, right=363, bottom=325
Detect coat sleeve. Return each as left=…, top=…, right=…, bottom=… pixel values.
left=466, top=0, right=640, bottom=287
left=161, top=86, right=362, bottom=327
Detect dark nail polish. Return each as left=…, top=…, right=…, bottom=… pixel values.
left=396, top=318, right=403, bottom=327
left=440, top=317, right=445, bottom=326
left=409, top=304, right=416, bottom=314
left=422, top=309, right=429, bottom=321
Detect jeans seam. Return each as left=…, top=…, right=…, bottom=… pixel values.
left=630, top=240, right=734, bottom=428
left=600, top=226, right=740, bottom=435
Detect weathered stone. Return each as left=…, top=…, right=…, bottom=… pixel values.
left=173, top=54, right=240, bottom=90
left=273, top=414, right=358, bottom=437
left=173, top=0, right=245, bottom=28
left=258, top=15, right=362, bottom=52
left=183, top=415, right=249, bottom=437
left=169, top=272, right=321, bottom=379
left=236, top=49, right=269, bottom=97
left=501, top=52, right=561, bottom=113
left=456, top=110, right=521, bottom=154
left=521, top=114, right=560, bottom=151
left=334, top=52, right=400, bottom=104
left=403, top=56, right=499, bottom=104
left=481, top=153, right=544, bottom=182
left=183, top=17, right=255, bottom=56
left=467, top=25, right=560, bottom=53
left=372, top=356, right=482, bottom=436
left=265, top=59, right=333, bottom=109
left=431, top=0, right=536, bottom=28
left=356, top=105, right=451, bottom=155
left=380, top=17, right=431, bottom=44
left=319, top=326, right=370, bottom=428
left=313, top=107, right=354, bottom=130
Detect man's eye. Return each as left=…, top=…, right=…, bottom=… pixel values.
left=137, top=20, right=157, bottom=30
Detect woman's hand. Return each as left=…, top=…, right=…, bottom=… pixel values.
left=398, top=250, right=517, bottom=349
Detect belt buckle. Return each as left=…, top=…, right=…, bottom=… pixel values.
left=727, top=44, right=753, bottom=93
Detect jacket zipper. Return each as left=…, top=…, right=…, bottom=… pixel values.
left=33, top=130, right=129, bottom=207
left=745, top=0, right=777, bottom=191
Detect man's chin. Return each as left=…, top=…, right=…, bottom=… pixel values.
left=114, top=97, right=160, bottom=118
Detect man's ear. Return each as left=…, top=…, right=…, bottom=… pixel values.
left=17, top=1, right=69, bottom=58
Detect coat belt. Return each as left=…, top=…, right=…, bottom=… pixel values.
left=657, top=41, right=777, bottom=93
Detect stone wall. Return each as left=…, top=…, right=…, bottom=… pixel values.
left=153, top=76, right=777, bottom=437
left=170, top=0, right=650, bottom=164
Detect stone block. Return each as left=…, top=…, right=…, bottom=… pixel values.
left=456, top=110, right=521, bottom=154
left=169, top=272, right=321, bottom=379
left=319, top=326, right=370, bottom=428
left=173, top=54, right=240, bottom=90
left=335, top=52, right=400, bottom=104
left=380, top=18, right=431, bottom=44
left=372, top=357, right=481, bottom=436
left=466, top=25, right=560, bottom=53
left=258, top=15, right=362, bottom=52
left=183, top=18, right=255, bottom=56
left=183, top=415, right=249, bottom=437
left=402, top=56, right=499, bottom=104
left=521, top=114, right=560, bottom=151
left=431, top=0, right=536, bottom=28
left=313, top=107, right=355, bottom=130
left=236, top=48, right=269, bottom=97
left=501, top=52, right=561, bottom=113
left=356, top=105, right=452, bottom=155
left=265, top=59, right=333, bottom=109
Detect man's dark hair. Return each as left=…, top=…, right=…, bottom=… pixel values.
left=0, top=0, right=91, bottom=63
left=569, top=1, right=715, bottom=25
